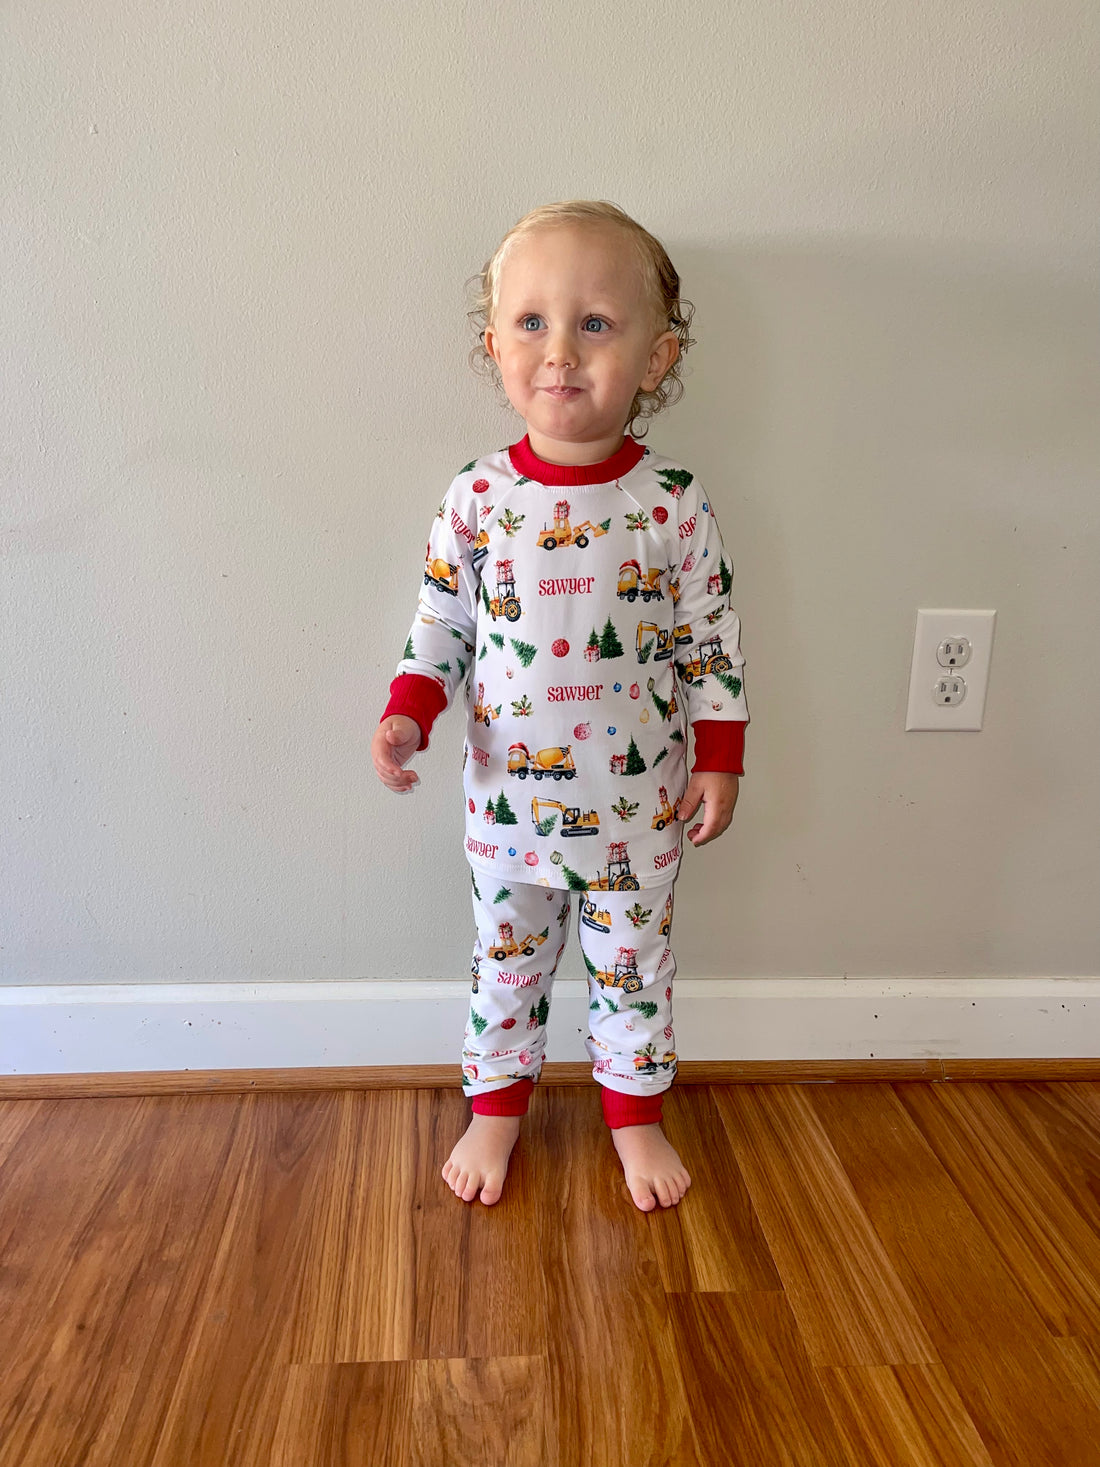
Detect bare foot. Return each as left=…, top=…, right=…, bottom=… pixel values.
left=442, top=1112, right=522, bottom=1206
left=611, top=1123, right=692, bottom=1211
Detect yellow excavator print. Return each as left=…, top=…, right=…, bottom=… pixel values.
left=531, top=797, right=600, bottom=837
left=580, top=898, right=612, bottom=933
left=538, top=499, right=609, bottom=550
left=487, top=921, right=549, bottom=963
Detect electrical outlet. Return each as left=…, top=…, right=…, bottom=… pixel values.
left=906, top=610, right=996, bottom=731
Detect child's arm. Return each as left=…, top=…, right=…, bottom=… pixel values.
left=668, top=476, right=749, bottom=844
left=375, top=473, right=482, bottom=786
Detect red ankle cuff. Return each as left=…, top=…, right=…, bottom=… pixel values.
left=470, top=1077, right=534, bottom=1116
left=601, top=1087, right=665, bottom=1129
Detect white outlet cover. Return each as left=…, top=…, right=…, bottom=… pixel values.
left=906, top=610, right=996, bottom=731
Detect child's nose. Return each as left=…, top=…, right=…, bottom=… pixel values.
left=545, top=327, right=578, bottom=368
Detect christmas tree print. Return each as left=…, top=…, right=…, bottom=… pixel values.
left=527, top=994, right=550, bottom=1029
left=471, top=871, right=481, bottom=900
left=586, top=628, right=600, bottom=659
left=437, top=498, right=447, bottom=518
left=668, top=728, right=684, bottom=743
left=493, top=885, right=512, bottom=904
left=653, top=747, right=668, bottom=767
left=650, top=684, right=672, bottom=720
left=624, top=735, right=647, bottom=774
left=493, top=790, right=518, bottom=825
left=478, top=643, right=487, bottom=660
left=611, top=796, right=639, bottom=821
left=484, top=797, right=496, bottom=822
left=637, top=636, right=655, bottom=664
left=435, top=660, right=451, bottom=674
left=404, top=635, right=415, bottom=660
left=534, top=809, right=559, bottom=836
left=512, top=694, right=533, bottom=717
left=561, top=863, right=590, bottom=891
left=629, top=1001, right=659, bottom=1019
left=456, top=656, right=466, bottom=678
left=626, top=902, right=653, bottom=928
left=510, top=638, right=537, bottom=668
left=488, top=632, right=504, bottom=650
left=460, top=459, right=478, bottom=473
left=497, top=507, right=525, bottom=537
left=598, top=617, right=624, bottom=660
left=715, top=672, right=743, bottom=699
left=625, top=510, right=650, bottom=533
left=657, top=467, right=693, bottom=497
left=481, top=584, right=491, bottom=613
left=719, top=558, right=733, bottom=596
left=514, top=474, right=532, bottom=486
left=469, top=1008, right=488, bottom=1036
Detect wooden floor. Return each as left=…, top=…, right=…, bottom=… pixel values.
left=2, top=1081, right=1100, bottom=1466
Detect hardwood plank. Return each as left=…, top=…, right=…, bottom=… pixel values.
left=269, top=1363, right=415, bottom=1467
left=410, top=1088, right=547, bottom=1362
left=808, top=1082, right=1100, bottom=1465
left=0, top=1095, right=245, bottom=1467
left=532, top=1086, right=690, bottom=1466
left=410, top=1356, right=550, bottom=1467
left=981, top=1082, right=1100, bottom=1235
left=668, top=1290, right=850, bottom=1466
left=147, top=1093, right=342, bottom=1467
left=284, top=1089, right=418, bottom=1364
left=714, top=1085, right=937, bottom=1366
left=818, top=1363, right=994, bottom=1466
left=652, top=1085, right=782, bottom=1293
left=896, top=1081, right=1100, bottom=1337
left=0, top=1099, right=41, bottom=1166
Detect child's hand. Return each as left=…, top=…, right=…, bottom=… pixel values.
left=678, top=772, right=739, bottom=846
left=372, top=715, right=422, bottom=793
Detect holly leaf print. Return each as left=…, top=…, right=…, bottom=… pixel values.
left=625, top=510, right=650, bottom=533
left=625, top=903, right=653, bottom=928
left=512, top=694, right=533, bottom=717
left=498, top=508, right=526, bottom=537
left=611, top=796, right=639, bottom=822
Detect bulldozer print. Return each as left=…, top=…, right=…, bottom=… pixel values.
left=588, top=841, right=640, bottom=891
left=580, top=898, right=612, bottom=933
left=617, top=560, right=664, bottom=603
left=531, top=797, right=599, bottom=837
left=593, top=945, right=644, bottom=995
left=676, top=633, right=734, bottom=683
left=488, top=558, right=521, bottom=622
left=658, top=893, right=673, bottom=937
left=487, top=921, right=549, bottom=963
left=507, top=744, right=577, bottom=780
left=538, top=499, right=610, bottom=550
left=633, top=1043, right=677, bottom=1075
left=651, top=786, right=680, bottom=832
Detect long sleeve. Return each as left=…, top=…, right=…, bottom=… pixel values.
left=668, top=479, right=749, bottom=734
left=387, top=472, right=484, bottom=744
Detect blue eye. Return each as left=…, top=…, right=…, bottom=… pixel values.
left=520, top=315, right=544, bottom=331
left=583, top=317, right=609, bottom=333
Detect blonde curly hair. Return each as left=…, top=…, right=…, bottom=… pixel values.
left=466, top=200, right=695, bottom=439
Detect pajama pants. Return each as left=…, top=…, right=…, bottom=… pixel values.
left=462, top=871, right=678, bottom=1129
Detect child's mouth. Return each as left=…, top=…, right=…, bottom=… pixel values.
left=543, top=387, right=582, bottom=399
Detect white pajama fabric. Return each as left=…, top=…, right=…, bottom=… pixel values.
left=462, top=870, right=679, bottom=1101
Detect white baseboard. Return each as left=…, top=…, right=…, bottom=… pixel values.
left=1, top=977, right=1097, bottom=1075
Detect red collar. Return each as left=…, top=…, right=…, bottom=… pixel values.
left=508, top=434, right=645, bottom=486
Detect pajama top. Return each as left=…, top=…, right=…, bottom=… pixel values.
left=387, top=434, right=749, bottom=893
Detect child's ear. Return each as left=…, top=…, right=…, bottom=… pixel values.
left=484, top=323, right=501, bottom=367
left=642, top=331, right=680, bottom=391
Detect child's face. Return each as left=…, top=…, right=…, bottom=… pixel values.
left=484, top=224, right=679, bottom=463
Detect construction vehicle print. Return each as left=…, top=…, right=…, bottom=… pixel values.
left=531, top=797, right=599, bottom=837
left=593, top=945, right=644, bottom=995
left=651, top=786, right=681, bottom=832
left=507, top=744, right=577, bottom=780
left=658, top=893, right=673, bottom=937
left=487, top=921, right=549, bottom=963
left=488, top=559, right=521, bottom=622
left=424, top=555, right=459, bottom=596
left=538, top=499, right=610, bottom=550
left=470, top=954, right=481, bottom=992
left=636, top=622, right=693, bottom=663
left=472, top=528, right=490, bottom=570
left=677, top=634, right=734, bottom=683
left=668, top=577, right=682, bottom=605
left=462, top=1064, right=529, bottom=1087
left=588, top=840, right=640, bottom=891
left=633, top=1044, right=677, bottom=1075
left=617, top=560, right=664, bottom=602
left=580, top=899, right=612, bottom=933
left=474, top=682, right=501, bottom=726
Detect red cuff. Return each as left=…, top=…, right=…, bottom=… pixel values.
left=470, top=1077, right=534, bottom=1116
left=690, top=719, right=746, bottom=775
left=381, top=674, right=448, bottom=751
left=601, top=1087, right=665, bottom=1129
